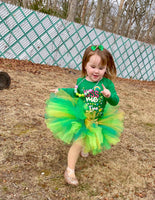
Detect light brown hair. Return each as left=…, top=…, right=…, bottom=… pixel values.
left=82, top=46, right=117, bottom=80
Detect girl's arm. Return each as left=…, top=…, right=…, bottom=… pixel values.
left=50, top=87, right=75, bottom=96
left=60, top=88, right=75, bottom=97
left=50, top=88, right=59, bottom=93
left=50, top=78, right=81, bottom=97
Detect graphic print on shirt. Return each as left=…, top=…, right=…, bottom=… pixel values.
left=83, top=86, right=104, bottom=118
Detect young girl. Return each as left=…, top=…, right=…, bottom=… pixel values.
left=45, top=45, right=124, bottom=186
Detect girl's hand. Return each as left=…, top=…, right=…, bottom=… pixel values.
left=101, top=84, right=111, bottom=98
left=50, top=88, right=59, bottom=93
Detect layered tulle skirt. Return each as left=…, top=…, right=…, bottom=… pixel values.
left=45, top=90, right=124, bottom=155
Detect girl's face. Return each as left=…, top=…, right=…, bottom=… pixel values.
left=85, top=54, right=106, bottom=82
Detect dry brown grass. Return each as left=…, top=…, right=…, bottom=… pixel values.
left=0, top=58, right=155, bottom=200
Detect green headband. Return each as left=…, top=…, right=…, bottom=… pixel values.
left=91, top=45, right=104, bottom=51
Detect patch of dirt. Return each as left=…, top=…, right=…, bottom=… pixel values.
left=0, top=58, right=155, bottom=200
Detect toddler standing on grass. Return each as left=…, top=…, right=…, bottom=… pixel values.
left=45, top=45, right=124, bottom=186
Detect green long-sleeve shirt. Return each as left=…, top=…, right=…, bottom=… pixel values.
left=61, top=77, right=119, bottom=118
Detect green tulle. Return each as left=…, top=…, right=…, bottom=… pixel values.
left=45, top=90, right=124, bottom=155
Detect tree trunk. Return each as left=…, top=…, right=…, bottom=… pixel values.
left=152, top=25, right=155, bottom=44
left=145, top=15, right=155, bottom=42
left=85, top=0, right=94, bottom=26
left=126, top=1, right=137, bottom=38
left=81, top=0, right=88, bottom=25
left=101, top=0, right=110, bottom=29
left=136, top=0, right=154, bottom=42
left=95, top=0, right=102, bottom=28
left=23, top=0, right=29, bottom=8
left=67, top=0, right=78, bottom=22
left=113, top=0, right=125, bottom=34
left=53, top=0, right=57, bottom=8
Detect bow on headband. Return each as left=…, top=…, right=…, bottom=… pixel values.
left=91, top=45, right=104, bottom=51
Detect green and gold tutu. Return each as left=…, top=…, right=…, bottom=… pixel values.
left=45, top=90, right=124, bottom=155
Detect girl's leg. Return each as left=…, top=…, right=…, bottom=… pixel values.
left=64, top=142, right=82, bottom=185
left=67, top=142, right=82, bottom=177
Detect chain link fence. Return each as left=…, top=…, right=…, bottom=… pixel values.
left=0, top=1, right=155, bottom=81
